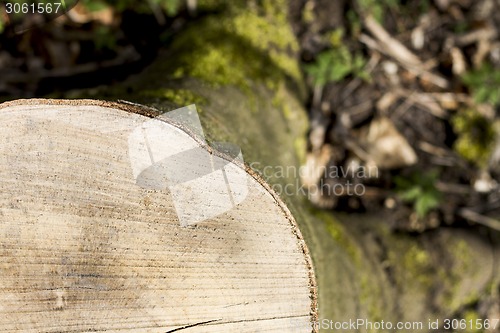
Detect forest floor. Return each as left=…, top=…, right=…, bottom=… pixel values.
left=293, top=0, right=500, bottom=232
left=0, top=0, right=499, bottom=233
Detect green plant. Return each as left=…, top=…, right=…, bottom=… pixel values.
left=462, top=62, right=500, bottom=106
left=346, top=9, right=362, bottom=37
left=161, top=0, right=182, bottom=16
left=305, top=46, right=370, bottom=87
left=94, top=25, right=116, bottom=51
left=326, top=28, right=344, bottom=48
left=394, top=170, right=442, bottom=218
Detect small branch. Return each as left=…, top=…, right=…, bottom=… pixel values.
left=311, top=82, right=323, bottom=109
left=418, top=142, right=449, bottom=157
left=147, top=0, right=167, bottom=25
left=360, top=16, right=449, bottom=89
left=363, top=15, right=421, bottom=66
left=455, top=25, right=497, bottom=46
left=436, top=181, right=471, bottom=195
left=458, top=208, right=500, bottom=232
left=402, top=90, right=448, bottom=118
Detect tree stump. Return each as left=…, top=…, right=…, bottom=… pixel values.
left=0, top=99, right=317, bottom=332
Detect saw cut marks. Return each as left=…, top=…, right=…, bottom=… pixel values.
left=0, top=99, right=317, bottom=333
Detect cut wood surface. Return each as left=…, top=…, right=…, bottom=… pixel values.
left=0, top=99, right=317, bottom=332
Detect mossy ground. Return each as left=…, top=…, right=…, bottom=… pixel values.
left=452, top=108, right=498, bottom=167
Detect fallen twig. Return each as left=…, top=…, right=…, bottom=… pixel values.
left=458, top=208, right=500, bottom=232
left=436, top=181, right=471, bottom=195
left=455, top=25, right=497, bottom=46
left=363, top=15, right=421, bottom=66
left=360, top=16, right=449, bottom=89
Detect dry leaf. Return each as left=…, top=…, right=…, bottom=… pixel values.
left=357, top=117, right=418, bottom=169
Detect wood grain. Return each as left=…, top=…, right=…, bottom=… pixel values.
left=0, top=99, right=317, bottom=332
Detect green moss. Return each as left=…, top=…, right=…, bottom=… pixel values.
left=451, top=240, right=472, bottom=270
left=452, top=109, right=496, bottom=167
left=316, top=211, right=386, bottom=323
left=172, top=40, right=247, bottom=87
left=322, top=213, right=362, bottom=265
left=385, top=235, right=434, bottom=291
left=326, top=28, right=345, bottom=48
left=358, top=274, right=386, bottom=324
left=301, top=1, right=315, bottom=24
left=139, top=88, right=207, bottom=108
left=402, top=244, right=433, bottom=286
left=441, top=239, right=477, bottom=310
left=272, top=83, right=296, bottom=120
left=166, top=0, right=301, bottom=91
left=294, top=136, right=307, bottom=164
left=463, top=292, right=480, bottom=308
left=462, top=311, right=482, bottom=333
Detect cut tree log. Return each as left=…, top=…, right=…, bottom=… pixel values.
left=2, top=1, right=500, bottom=331
left=0, top=99, right=317, bottom=332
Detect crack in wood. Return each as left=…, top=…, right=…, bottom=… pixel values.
left=164, top=315, right=311, bottom=332
left=164, top=319, right=221, bottom=332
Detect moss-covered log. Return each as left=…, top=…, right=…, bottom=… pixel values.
left=7, top=0, right=500, bottom=332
